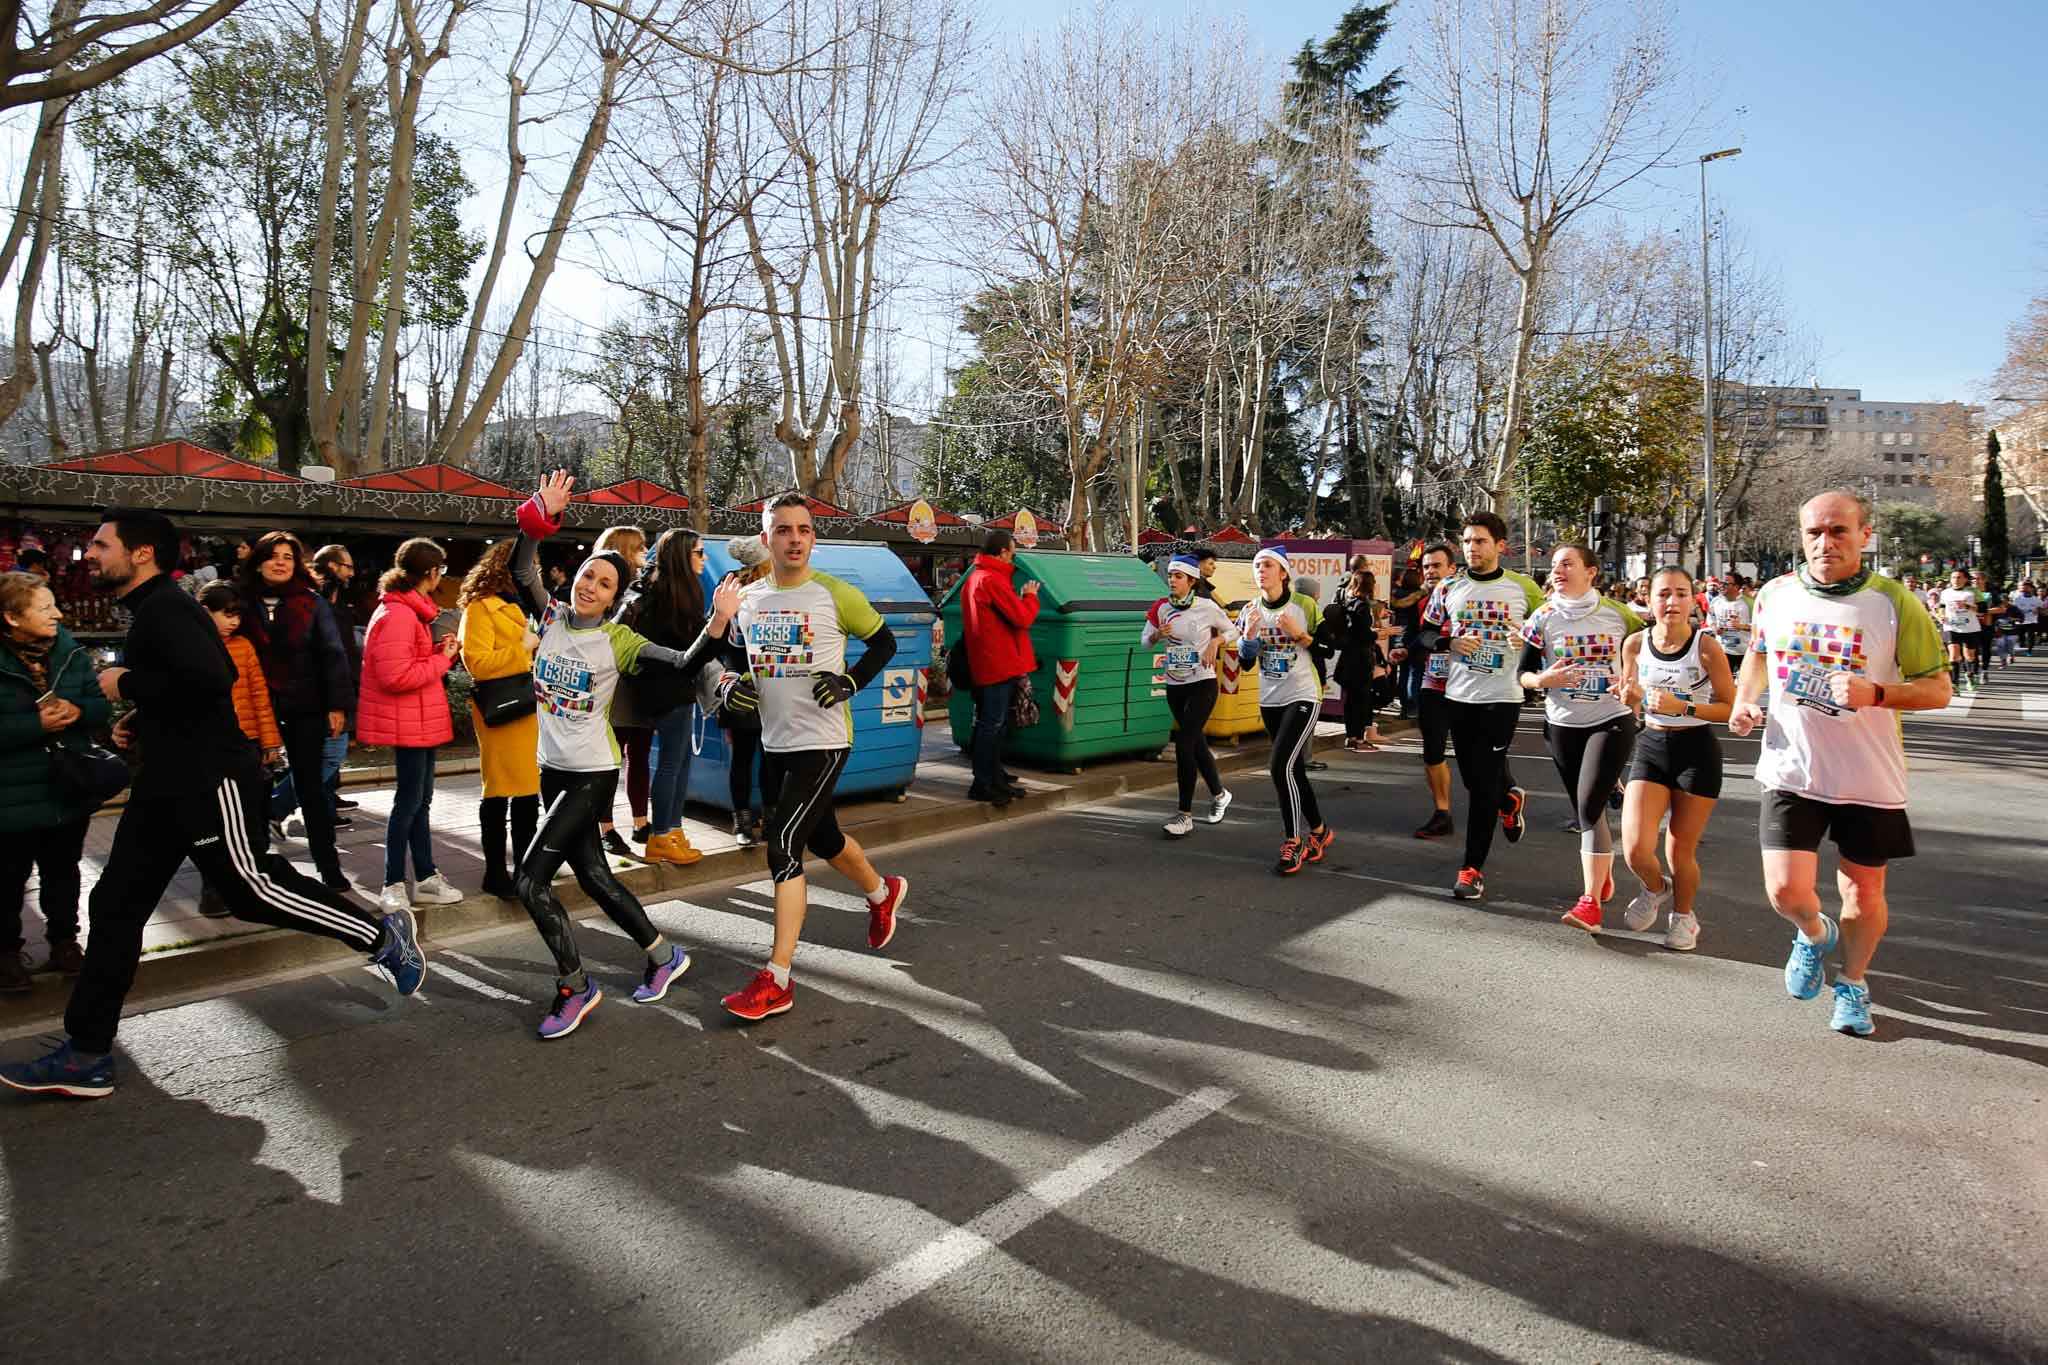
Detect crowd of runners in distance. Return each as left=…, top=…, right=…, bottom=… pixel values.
left=1144, top=491, right=1965, bottom=1041
left=0, top=481, right=1999, bottom=1099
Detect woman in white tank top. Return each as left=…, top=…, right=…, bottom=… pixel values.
left=1616, top=566, right=1737, bottom=952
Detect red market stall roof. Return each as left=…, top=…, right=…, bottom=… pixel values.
left=573, top=477, right=690, bottom=509
left=1209, top=525, right=1254, bottom=543
left=728, top=490, right=859, bottom=518
left=869, top=498, right=969, bottom=528
left=42, top=440, right=305, bottom=484
left=1136, top=529, right=1175, bottom=545
left=338, top=462, right=522, bottom=498
left=985, top=509, right=1062, bottom=533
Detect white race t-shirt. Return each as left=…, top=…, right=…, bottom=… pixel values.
left=1142, top=596, right=1237, bottom=685
left=1236, top=592, right=1322, bottom=708
left=2012, top=591, right=2041, bottom=626
left=1519, top=595, right=1643, bottom=728
left=730, top=570, right=885, bottom=753
left=1422, top=569, right=1547, bottom=705
left=1938, top=587, right=1980, bottom=634
left=1707, top=593, right=1751, bottom=656
left=1750, top=573, right=1947, bottom=809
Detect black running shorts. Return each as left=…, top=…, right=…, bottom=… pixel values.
left=760, top=748, right=851, bottom=883
left=1758, top=788, right=1915, bottom=866
left=1628, top=724, right=1723, bottom=799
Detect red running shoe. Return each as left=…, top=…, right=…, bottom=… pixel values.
left=1500, top=786, right=1528, bottom=843
left=1562, top=896, right=1602, bottom=933
left=723, top=968, right=794, bottom=1020
left=868, top=874, right=908, bottom=950
left=1305, top=826, right=1335, bottom=863
left=1275, top=838, right=1307, bottom=876
left=1599, top=869, right=1614, bottom=904
left=1452, top=867, right=1485, bottom=900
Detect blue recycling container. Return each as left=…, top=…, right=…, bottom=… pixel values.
left=685, top=540, right=936, bottom=810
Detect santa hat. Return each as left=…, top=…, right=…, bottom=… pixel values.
left=1252, top=546, right=1291, bottom=577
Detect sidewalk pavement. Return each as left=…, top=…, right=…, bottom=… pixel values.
left=4, top=711, right=1415, bottom=1031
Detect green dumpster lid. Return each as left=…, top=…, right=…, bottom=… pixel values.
left=938, top=550, right=1167, bottom=615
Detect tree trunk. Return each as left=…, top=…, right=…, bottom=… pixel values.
left=34, top=339, right=65, bottom=458
left=151, top=344, right=172, bottom=439
left=304, top=0, right=376, bottom=471
left=1486, top=252, right=1546, bottom=514
left=0, top=74, right=70, bottom=432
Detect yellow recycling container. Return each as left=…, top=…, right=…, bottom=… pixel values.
left=1199, top=558, right=1266, bottom=740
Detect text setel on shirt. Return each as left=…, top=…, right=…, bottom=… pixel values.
left=1749, top=572, right=1945, bottom=809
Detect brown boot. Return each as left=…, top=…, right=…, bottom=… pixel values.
left=645, top=831, right=703, bottom=867
left=47, top=938, right=85, bottom=975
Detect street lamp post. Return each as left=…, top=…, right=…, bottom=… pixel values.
left=1699, top=147, right=1742, bottom=580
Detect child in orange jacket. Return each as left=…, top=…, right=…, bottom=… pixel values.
left=198, top=583, right=283, bottom=764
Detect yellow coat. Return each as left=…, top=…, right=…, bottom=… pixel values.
left=460, top=594, right=541, bottom=798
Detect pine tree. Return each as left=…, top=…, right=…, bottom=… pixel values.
left=1981, top=430, right=2010, bottom=584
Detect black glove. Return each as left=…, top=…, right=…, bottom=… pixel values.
left=717, top=672, right=760, bottom=716
left=811, top=672, right=858, bottom=707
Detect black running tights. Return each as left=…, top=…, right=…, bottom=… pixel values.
left=517, top=767, right=660, bottom=988
left=1447, top=700, right=1522, bottom=872
left=479, top=794, right=539, bottom=877
left=1549, top=716, right=1636, bottom=855
left=1166, top=680, right=1223, bottom=812
left=1262, top=700, right=1321, bottom=840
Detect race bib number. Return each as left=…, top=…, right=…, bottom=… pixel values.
left=1463, top=644, right=1504, bottom=674
left=1425, top=652, right=1452, bottom=680
left=1945, top=609, right=1974, bottom=630
left=1719, top=630, right=1746, bottom=653
left=1566, top=669, right=1612, bottom=703
left=1781, top=664, right=1844, bottom=716
left=1164, top=642, right=1201, bottom=681
left=1260, top=647, right=1295, bottom=679
left=747, top=611, right=816, bottom=677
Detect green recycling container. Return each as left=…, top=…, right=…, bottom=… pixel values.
left=939, top=551, right=1173, bottom=766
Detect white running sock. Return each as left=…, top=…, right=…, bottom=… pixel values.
left=767, top=962, right=791, bottom=989
left=865, top=880, right=889, bottom=906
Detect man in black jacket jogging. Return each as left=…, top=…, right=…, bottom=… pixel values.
left=0, top=509, right=426, bottom=1101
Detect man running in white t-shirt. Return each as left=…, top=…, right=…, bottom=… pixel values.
left=1936, top=568, right=1981, bottom=693
left=1729, top=490, right=1951, bottom=1037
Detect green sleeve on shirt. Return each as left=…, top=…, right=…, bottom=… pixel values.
left=822, top=573, right=885, bottom=640
left=1513, top=571, right=1546, bottom=613
left=1294, top=592, right=1322, bottom=635
left=602, top=621, right=649, bottom=674
left=1877, top=576, right=1945, bottom=679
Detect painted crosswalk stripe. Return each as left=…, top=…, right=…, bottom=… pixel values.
left=2023, top=693, right=2048, bottom=724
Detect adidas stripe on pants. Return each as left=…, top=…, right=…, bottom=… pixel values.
left=64, top=773, right=381, bottom=1054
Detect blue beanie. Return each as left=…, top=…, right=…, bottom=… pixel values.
left=1252, top=546, right=1290, bottom=577
left=1167, top=554, right=1202, bottom=578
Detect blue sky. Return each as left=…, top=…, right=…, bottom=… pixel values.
left=1097, top=0, right=2048, bottom=404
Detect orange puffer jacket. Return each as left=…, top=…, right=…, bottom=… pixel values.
left=356, top=590, right=454, bottom=748
left=225, top=634, right=282, bottom=750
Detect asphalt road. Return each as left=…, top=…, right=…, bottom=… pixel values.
left=3, top=657, right=2046, bottom=1364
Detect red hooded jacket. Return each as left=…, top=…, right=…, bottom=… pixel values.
left=355, top=589, right=454, bottom=748
left=961, top=553, right=1040, bottom=686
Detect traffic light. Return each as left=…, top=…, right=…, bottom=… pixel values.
left=1590, top=497, right=1614, bottom=560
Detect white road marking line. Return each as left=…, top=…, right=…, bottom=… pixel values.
left=434, top=954, right=531, bottom=1005
left=2022, top=693, right=2048, bottom=724
left=717, top=1085, right=1236, bottom=1365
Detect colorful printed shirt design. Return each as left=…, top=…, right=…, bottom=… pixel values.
left=531, top=604, right=649, bottom=772
left=731, top=570, right=885, bottom=753
left=1141, top=596, right=1237, bottom=685
left=1423, top=569, right=1546, bottom=705
left=1750, top=572, right=1946, bottom=808
left=1520, top=597, right=1643, bottom=728
left=1235, top=592, right=1322, bottom=707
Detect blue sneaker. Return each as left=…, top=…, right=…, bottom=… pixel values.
left=0, top=1038, right=115, bottom=1099
left=632, top=946, right=691, bottom=1004
left=1784, top=915, right=1838, bottom=1000
left=539, top=979, right=602, bottom=1039
left=371, top=908, right=427, bottom=997
left=1831, top=980, right=1875, bottom=1036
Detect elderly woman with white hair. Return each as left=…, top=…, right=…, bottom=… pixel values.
left=1140, top=554, right=1237, bottom=838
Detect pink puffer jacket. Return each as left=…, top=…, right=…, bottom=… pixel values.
left=356, top=590, right=454, bottom=748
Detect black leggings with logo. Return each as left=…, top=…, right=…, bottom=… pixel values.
left=517, top=767, right=661, bottom=988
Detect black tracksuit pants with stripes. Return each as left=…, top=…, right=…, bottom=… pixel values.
left=65, top=773, right=382, bottom=1054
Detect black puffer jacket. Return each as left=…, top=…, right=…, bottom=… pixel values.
left=243, top=582, right=355, bottom=720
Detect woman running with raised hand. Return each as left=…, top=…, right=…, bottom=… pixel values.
left=1142, top=554, right=1237, bottom=837
left=507, top=471, right=735, bottom=1038
left=1238, top=546, right=1333, bottom=875
left=1615, top=565, right=1735, bottom=951
left=1516, top=544, right=1644, bottom=933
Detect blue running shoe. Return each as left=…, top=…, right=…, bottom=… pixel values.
left=1784, top=915, right=1838, bottom=1001
left=0, top=1038, right=115, bottom=1099
left=1831, top=981, right=1875, bottom=1036
left=539, top=979, right=602, bottom=1039
left=371, top=907, right=427, bottom=997
left=632, top=946, right=691, bottom=1004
